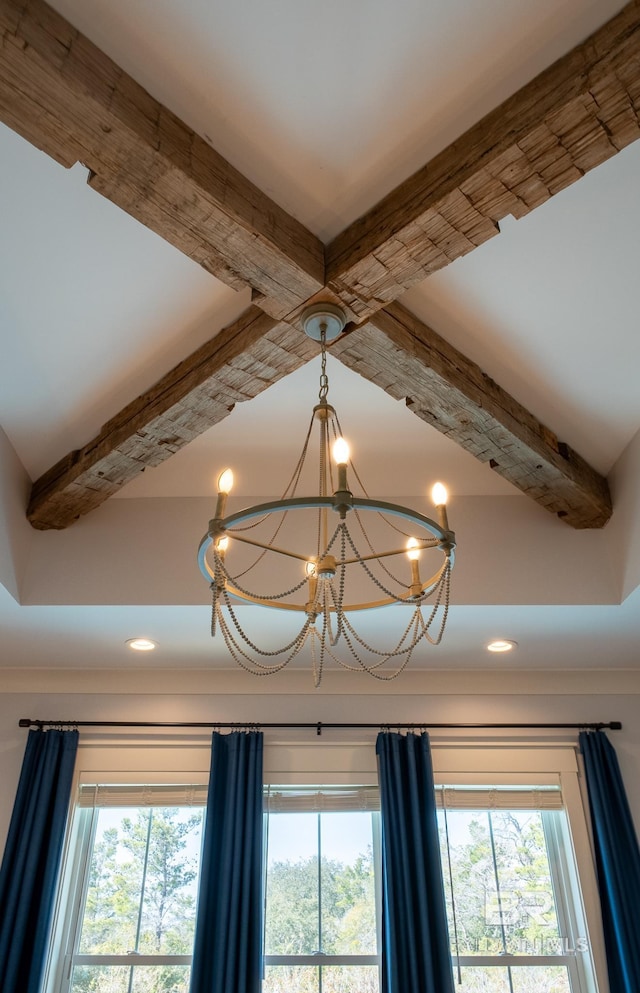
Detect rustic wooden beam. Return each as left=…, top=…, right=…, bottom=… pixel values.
left=327, top=1, right=640, bottom=319
left=27, top=306, right=318, bottom=529
left=330, top=303, right=612, bottom=528
left=0, top=0, right=324, bottom=312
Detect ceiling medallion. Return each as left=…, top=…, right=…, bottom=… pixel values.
left=198, top=304, right=456, bottom=686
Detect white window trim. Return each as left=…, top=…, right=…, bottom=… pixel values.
left=431, top=743, right=610, bottom=993
left=44, top=737, right=212, bottom=993
left=263, top=788, right=382, bottom=982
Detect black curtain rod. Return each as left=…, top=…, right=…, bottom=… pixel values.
left=18, top=718, right=622, bottom=735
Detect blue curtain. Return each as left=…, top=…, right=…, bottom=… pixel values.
left=190, top=730, right=264, bottom=993
left=0, top=728, right=78, bottom=993
left=580, top=730, right=640, bottom=993
left=376, top=731, right=454, bottom=993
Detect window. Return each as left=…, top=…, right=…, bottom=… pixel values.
left=47, top=784, right=207, bottom=993
left=49, top=782, right=381, bottom=993
left=45, top=741, right=608, bottom=993
left=435, top=786, right=598, bottom=993
left=263, top=786, right=381, bottom=993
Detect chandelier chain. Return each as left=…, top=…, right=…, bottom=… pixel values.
left=321, top=612, right=417, bottom=681
left=218, top=612, right=307, bottom=674
left=318, top=327, right=329, bottom=404
left=212, top=585, right=312, bottom=673
left=341, top=523, right=444, bottom=604
left=332, top=589, right=431, bottom=661
left=220, top=585, right=312, bottom=657
left=350, top=505, right=439, bottom=588
left=216, top=554, right=309, bottom=600
left=334, top=408, right=419, bottom=541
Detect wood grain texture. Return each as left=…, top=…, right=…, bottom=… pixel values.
left=331, top=303, right=611, bottom=528
left=0, top=0, right=324, bottom=310
left=27, top=307, right=318, bottom=529
left=3, top=0, right=620, bottom=531
left=326, top=1, right=640, bottom=318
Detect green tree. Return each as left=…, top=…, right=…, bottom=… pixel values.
left=263, top=848, right=378, bottom=993
left=119, top=809, right=200, bottom=954
left=73, top=807, right=202, bottom=993
left=439, top=809, right=572, bottom=993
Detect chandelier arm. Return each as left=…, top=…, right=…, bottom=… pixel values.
left=230, top=510, right=293, bottom=579
left=213, top=535, right=449, bottom=612
left=217, top=569, right=309, bottom=603
left=351, top=505, right=434, bottom=587
left=339, top=543, right=438, bottom=567
left=216, top=561, right=448, bottom=614
left=222, top=532, right=314, bottom=563
left=340, top=524, right=446, bottom=604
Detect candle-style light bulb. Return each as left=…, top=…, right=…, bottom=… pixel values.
left=332, top=437, right=350, bottom=466
left=431, top=482, right=447, bottom=507
left=406, top=537, right=421, bottom=561
left=305, top=560, right=318, bottom=619
left=217, top=469, right=234, bottom=494
left=216, top=536, right=229, bottom=554
left=332, top=437, right=351, bottom=499
left=406, top=538, right=422, bottom=597
left=215, top=468, right=234, bottom=518
left=431, top=481, right=449, bottom=531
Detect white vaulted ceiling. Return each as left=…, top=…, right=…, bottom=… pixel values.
left=1, top=0, right=640, bottom=678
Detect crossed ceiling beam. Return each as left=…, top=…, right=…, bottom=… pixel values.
left=2, top=0, right=638, bottom=530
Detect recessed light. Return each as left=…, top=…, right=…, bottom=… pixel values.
left=487, top=639, right=517, bottom=653
left=126, top=638, right=158, bottom=652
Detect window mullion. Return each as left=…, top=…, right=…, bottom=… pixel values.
left=264, top=954, right=379, bottom=966
left=73, top=954, right=192, bottom=966
left=455, top=954, right=576, bottom=967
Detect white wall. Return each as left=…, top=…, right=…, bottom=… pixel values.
left=0, top=427, right=32, bottom=602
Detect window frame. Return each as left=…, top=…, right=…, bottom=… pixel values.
left=43, top=738, right=212, bottom=993
left=43, top=736, right=609, bottom=993
left=262, top=786, right=383, bottom=984
left=431, top=744, right=610, bottom=993
left=45, top=789, right=207, bottom=993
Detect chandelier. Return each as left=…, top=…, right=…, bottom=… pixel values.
left=198, top=304, right=456, bottom=685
